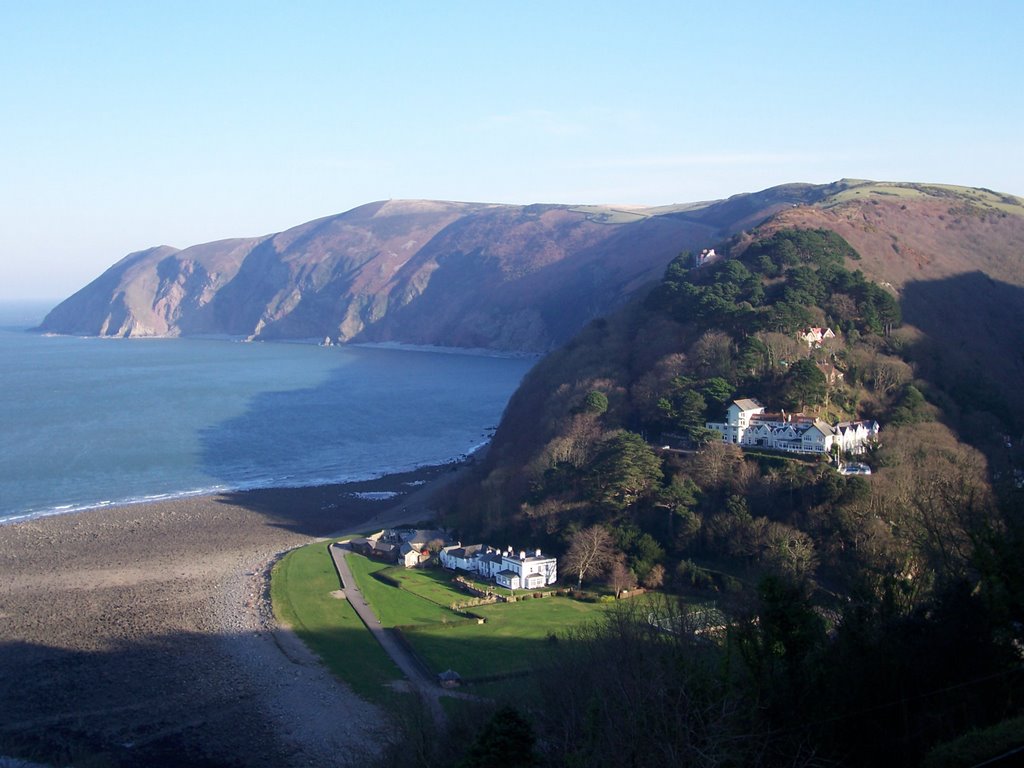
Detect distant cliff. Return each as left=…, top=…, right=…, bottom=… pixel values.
left=38, top=186, right=847, bottom=351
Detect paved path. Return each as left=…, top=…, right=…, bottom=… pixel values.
left=328, top=542, right=448, bottom=724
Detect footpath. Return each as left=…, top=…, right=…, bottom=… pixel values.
left=328, top=542, right=451, bottom=724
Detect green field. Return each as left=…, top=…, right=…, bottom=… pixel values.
left=345, top=552, right=468, bottom=626
left=401, top=595, right=608, bottom=679
left=275, top=547, right=619, bottom=694
left=270, top=542, right=402, bottom=703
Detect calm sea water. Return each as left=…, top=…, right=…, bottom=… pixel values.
left=0, top=303, right=534, bottom=524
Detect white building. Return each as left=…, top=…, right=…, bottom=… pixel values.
left=834, top=420, right=880, bottom=455
left=439, top=544, right=558, bottom=590
left=495, top=549, right=558, bottom=590
left=705, top=398, right=765, bottom=445
left=706, top=399, right=879, bottom=456
left=801, top=327, right=837, bottom=348
left=439, top=544, right=486, bottom=572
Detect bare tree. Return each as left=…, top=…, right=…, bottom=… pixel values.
left=563, top=524, right=616, bottom=590
left=609, top=559, right=638, bottom=598
left=642, top=563, right=665, bottom=590
left=692, top=331, right=735, bottom=379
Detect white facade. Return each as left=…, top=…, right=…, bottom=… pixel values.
left=439, top=544, right=485, bottom=572
left=707, top=399, right=879, bottom=456
left=494, top=550, right=558, bottom=590
left=440, top=544, right=557, bottom=590
left=705, top=398, right=765, bottom=445
left=834, top=421, right=880, bottom=455
left=801, top=327, right=836, bottom=348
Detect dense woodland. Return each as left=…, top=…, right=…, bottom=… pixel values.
left=420, top=227, right=1024, bottom=767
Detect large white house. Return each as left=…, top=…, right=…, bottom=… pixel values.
left=440, top=544, right=558, bottom=590
left=705, top=398, right=765, bottom=445
left=707, top=399, right=879, bottom=456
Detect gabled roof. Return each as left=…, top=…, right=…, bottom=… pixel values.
left=807, top=419, right=836, bottom=436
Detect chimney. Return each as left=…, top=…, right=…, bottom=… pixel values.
left=520, top=550, right=526, bottom=560
left=536, top=549, right=542, bottom=557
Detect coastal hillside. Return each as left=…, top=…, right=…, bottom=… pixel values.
left=436, top=208, right=1024, bottom=765
left=39, top=183, right=877, bottom=351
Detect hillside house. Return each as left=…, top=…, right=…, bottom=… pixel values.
left=694, top=248, right=719, bottom=268
left=801, top=327, right=836, bottom=348
left=354, top=528, right=453, bottom=567
left=705, top=398, right=765, bottom=445
left=440, top=544, right=558, bottom=589
left=707, top=399, right=879, bottom=456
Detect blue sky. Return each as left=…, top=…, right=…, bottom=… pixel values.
left=1, top=1, right=1021, bottom=300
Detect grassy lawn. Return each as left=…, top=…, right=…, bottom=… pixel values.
left=379, top=564, right=475, bottom=606
left=346, top=552, right=468, bottom=627
left=270, top=541, right=401, bottom=704
left=402, top=596, right=608, bottom=679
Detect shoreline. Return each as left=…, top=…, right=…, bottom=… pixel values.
left=0, top=455, right=475, bottom=528
left=0, top=459, right=473, bottom=767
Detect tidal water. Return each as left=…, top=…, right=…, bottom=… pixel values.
left=0, top=303, right=534, bottom=524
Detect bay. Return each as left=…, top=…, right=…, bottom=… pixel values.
left=0, top=305, right=533, bottom=523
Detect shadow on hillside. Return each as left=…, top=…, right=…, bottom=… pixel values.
left=901, top=271, right=1024, bottom=438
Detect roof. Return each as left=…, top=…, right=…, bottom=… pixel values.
left=447, top=544, right=484, bottom=558
left=732, top=398, right=763, bottom=412
left=808, top=419, right=836, bottom=436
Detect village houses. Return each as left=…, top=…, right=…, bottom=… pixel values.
left=439, top=544, right=558, bottom=590
left=706, top=398, right=879, bottom=456
left=349, top=528, right=453, bottom=567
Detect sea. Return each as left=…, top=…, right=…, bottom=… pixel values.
left=0, top=301, right=535, bottom=525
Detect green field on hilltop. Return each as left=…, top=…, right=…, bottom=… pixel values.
left=824, top=180, right=1024, bottom=214
left=270, top=542, right=401, bottom=703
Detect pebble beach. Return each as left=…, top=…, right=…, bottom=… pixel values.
left=0, top=464, right=462, bottom=767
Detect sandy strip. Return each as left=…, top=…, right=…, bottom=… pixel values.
left=0, top=463, right=466, bottom=767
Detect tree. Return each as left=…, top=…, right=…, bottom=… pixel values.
left=590, top=432, right=663, bottom=511
left=457, top=705, right=536, bottom=767
left=654, top=475, right=700, bottom=545
left=609, top=559, right=638, bottom=598
left=784, top=358, right=827, bottom=410
left=563, top=524, right=617, bottom=590
left=642, top=563, right=666, bottom=589
left=581, top=390, right=609, bottom=415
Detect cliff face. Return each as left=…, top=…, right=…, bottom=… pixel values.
left=38, top=187, right=836, bottom=351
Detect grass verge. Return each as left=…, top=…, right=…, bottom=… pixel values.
left=270, top=541, right=401, bottom=704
